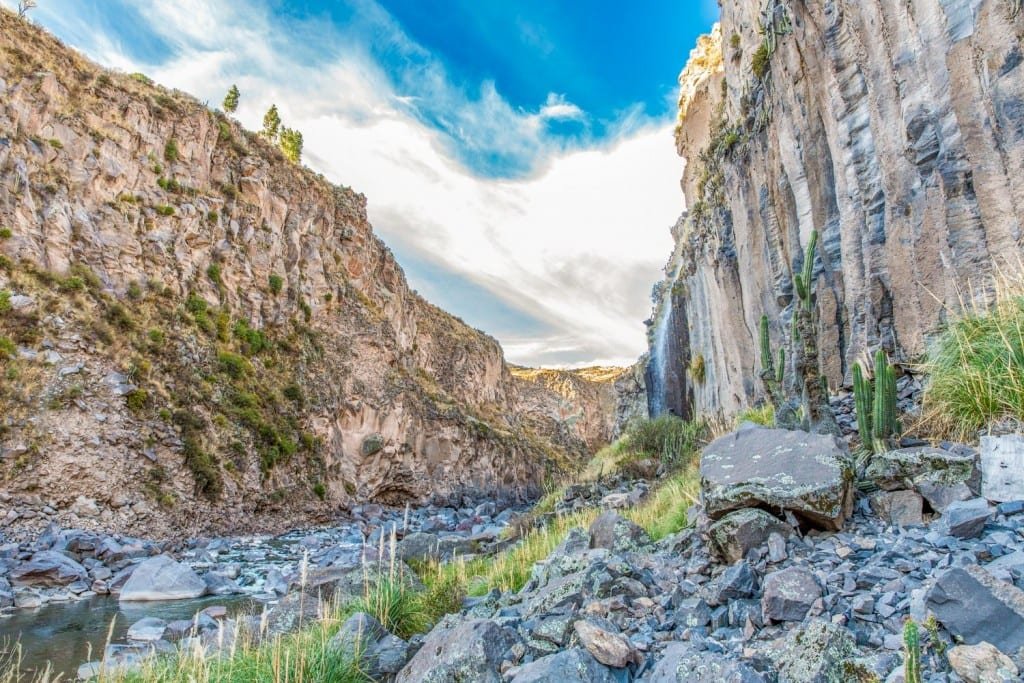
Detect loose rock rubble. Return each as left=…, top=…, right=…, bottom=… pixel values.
left=384, top=428, right=1024, bottom=682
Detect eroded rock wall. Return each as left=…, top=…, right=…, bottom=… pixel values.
left=649, top=1, right=1024, bottom=417
left=0, top=11, right=618, bottom=538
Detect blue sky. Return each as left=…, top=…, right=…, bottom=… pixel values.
left=5, top=0, right=718, bottom=366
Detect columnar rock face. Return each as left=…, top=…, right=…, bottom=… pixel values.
left=648, top=1, right=1024, bottom=417
left=0, top=11, right=621, bottom=538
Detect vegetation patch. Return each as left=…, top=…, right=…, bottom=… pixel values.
left=921, top=275, right=1024, bottom=440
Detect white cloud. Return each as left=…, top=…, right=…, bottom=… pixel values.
left=8, top=0, right=683, bottom=367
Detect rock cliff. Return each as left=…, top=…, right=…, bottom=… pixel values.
left=0, top=11, right=620, bottom=539
left=648, top=0, right=1024, bottom=417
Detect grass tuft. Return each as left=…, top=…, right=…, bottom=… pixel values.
left=920, top=271, right=1024, bottom=440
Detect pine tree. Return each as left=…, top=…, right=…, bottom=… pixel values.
left=261, top=104, right=281, bottom=142
left=279, top=127, right=303, bottom=164
left=222, top=85, right=240, bottom=114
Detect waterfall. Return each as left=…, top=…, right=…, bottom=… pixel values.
left=648, top=295, right=673, bottom=418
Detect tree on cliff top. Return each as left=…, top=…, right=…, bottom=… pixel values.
left=18, top=1, right=38, bottom=18
left=279, top=127, right=303, bottom=164
left=261, top=104, right=281, bottom=142
left=222, top=84, right=240, bottom=114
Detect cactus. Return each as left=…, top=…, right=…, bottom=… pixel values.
left=791, top=230, right=839, bottom=435
left=852, top=362, right=873, bottom=445
left=759, top=314, right=783, bottom=409
left=903, top=619, right=922, bottom=683
left=871, top=349, right=899, bottom=452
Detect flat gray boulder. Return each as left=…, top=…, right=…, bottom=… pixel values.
left=396, top=617, right=519, bottom=683
left=589, top=511, right=650, bottom=553
left=511, top=648, right=617, bottom=682
left=640, top=642, right=767, bottom=682
left=10, top=551, right=88, bottom=587
left=700, top=427, right=853, bottom=530
left=926, top=565, right=1024, bottom=654
left=864, top=446, right=975, bottom=492
left=119, top=555, right=207, bottom=602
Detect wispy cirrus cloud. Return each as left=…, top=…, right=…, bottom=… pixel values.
left=4, top=0, right=689, bottom=367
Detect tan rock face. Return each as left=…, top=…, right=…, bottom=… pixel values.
left=649, top=0, right=1024, bottom=417
left=0, top=11, right=622, bottom=539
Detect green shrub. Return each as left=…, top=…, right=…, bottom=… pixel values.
left=299, top=299, right=312, bottom=322
left=233, top=319, right=270, bottom=355
left=155, top=204, right=175, bottom=217
left=182, top=434, right=222, bottom=498
left=689, top=353, right=706, bottom=384
left=730, top=32, right=742, bottom=49
left=269, top=274, right=284, bottom=295
left=104, top=302, right=134, bottom=330
left=283, top=383, right=304, bottom=405
left=618, top=415, right=707, bottom=466
left=59, top=276, right=84, bottom=292
left=125, top=389, right=149, bottom=412
left=207, top=263, right=221, bottom=282
left=217, top=350, right=251, bottom=379
left=69, top=264, right=103, bottom=291
left=127, top=282, right=143, bottom=300
left=0, top=228, right=11, bottom=239
left=48, top=138, right=63, bottom=150
left=186, top=294, right=208, bottom=316
left=0, top=336, right=15, bottom=359
left=752, top=43, right=771, bottom=79
left=147, top=327, right=165, bottom=345
left=130, top=72, right=153, bottom=85
left=164, top=138, right=179, bottom=162
left=0, top=290, right=10, bottom=314
left=922, top=282, right=1024, bottom=440
left=313, top=482, right=327, bottom=500
left=207, top=210, right=219, bottom=224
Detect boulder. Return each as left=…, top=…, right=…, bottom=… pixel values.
left=397, top=532, right=476, bottom=563
left=706, top=508, right=793, bottom=563
left=328, top=612, right=410, bottom=678
left=395, top=617, right=519, bottom=683
left=705, top=560, right=758, bottom=605
left=772, top=620, right=872, bottom=682
left=939, top=498, right=992, bottom=539
left=926, top=565, right=1024, bottom=654
left=126, top=617, right=167, bottom=642
left=917, top=481, right=972, bottom=513
left=869, top=490, right=924, bottom=526
left=864, top=447, right=975, bottom=492
left=511, top=648, right=617, bottom=683
left=588, top=511, right=650, bottom=553
left=9, top=551, right=88, bottom=587
left=761, top=566, right=821, bottom=622
left=980, top=435, right=1024, bottom=503
left=573, top=619, right=640, bottom=668
left=700, top=427, right=854, bottom=530
left=118, top=555, right=206, bottom=601
left=947, top=642, right=1019, bottom=683
left=641, top=642, right=767, bottom=682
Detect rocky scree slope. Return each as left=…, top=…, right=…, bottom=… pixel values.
left=648, top=0, right=1024, bottom=417
left=0, top=11, right=620, bottom=539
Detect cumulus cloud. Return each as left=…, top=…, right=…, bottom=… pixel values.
left=6, top=0, right=684, bottom=367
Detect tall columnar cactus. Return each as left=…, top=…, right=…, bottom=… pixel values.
left=853, top=362, right=873, bottom=445
left=759, top=315, right=783, bottom=406
left=791, top=230, right=839, bottom=435
left=872, top=349, right=899, bottom=451
left=903, top=619, right=922, bottom=683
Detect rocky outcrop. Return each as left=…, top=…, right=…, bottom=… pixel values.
left=0, top=10, right=621, bottom=538
left=699, top=426, right=854, bottom=530
left=647, top=0, right=1024, bottom=417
